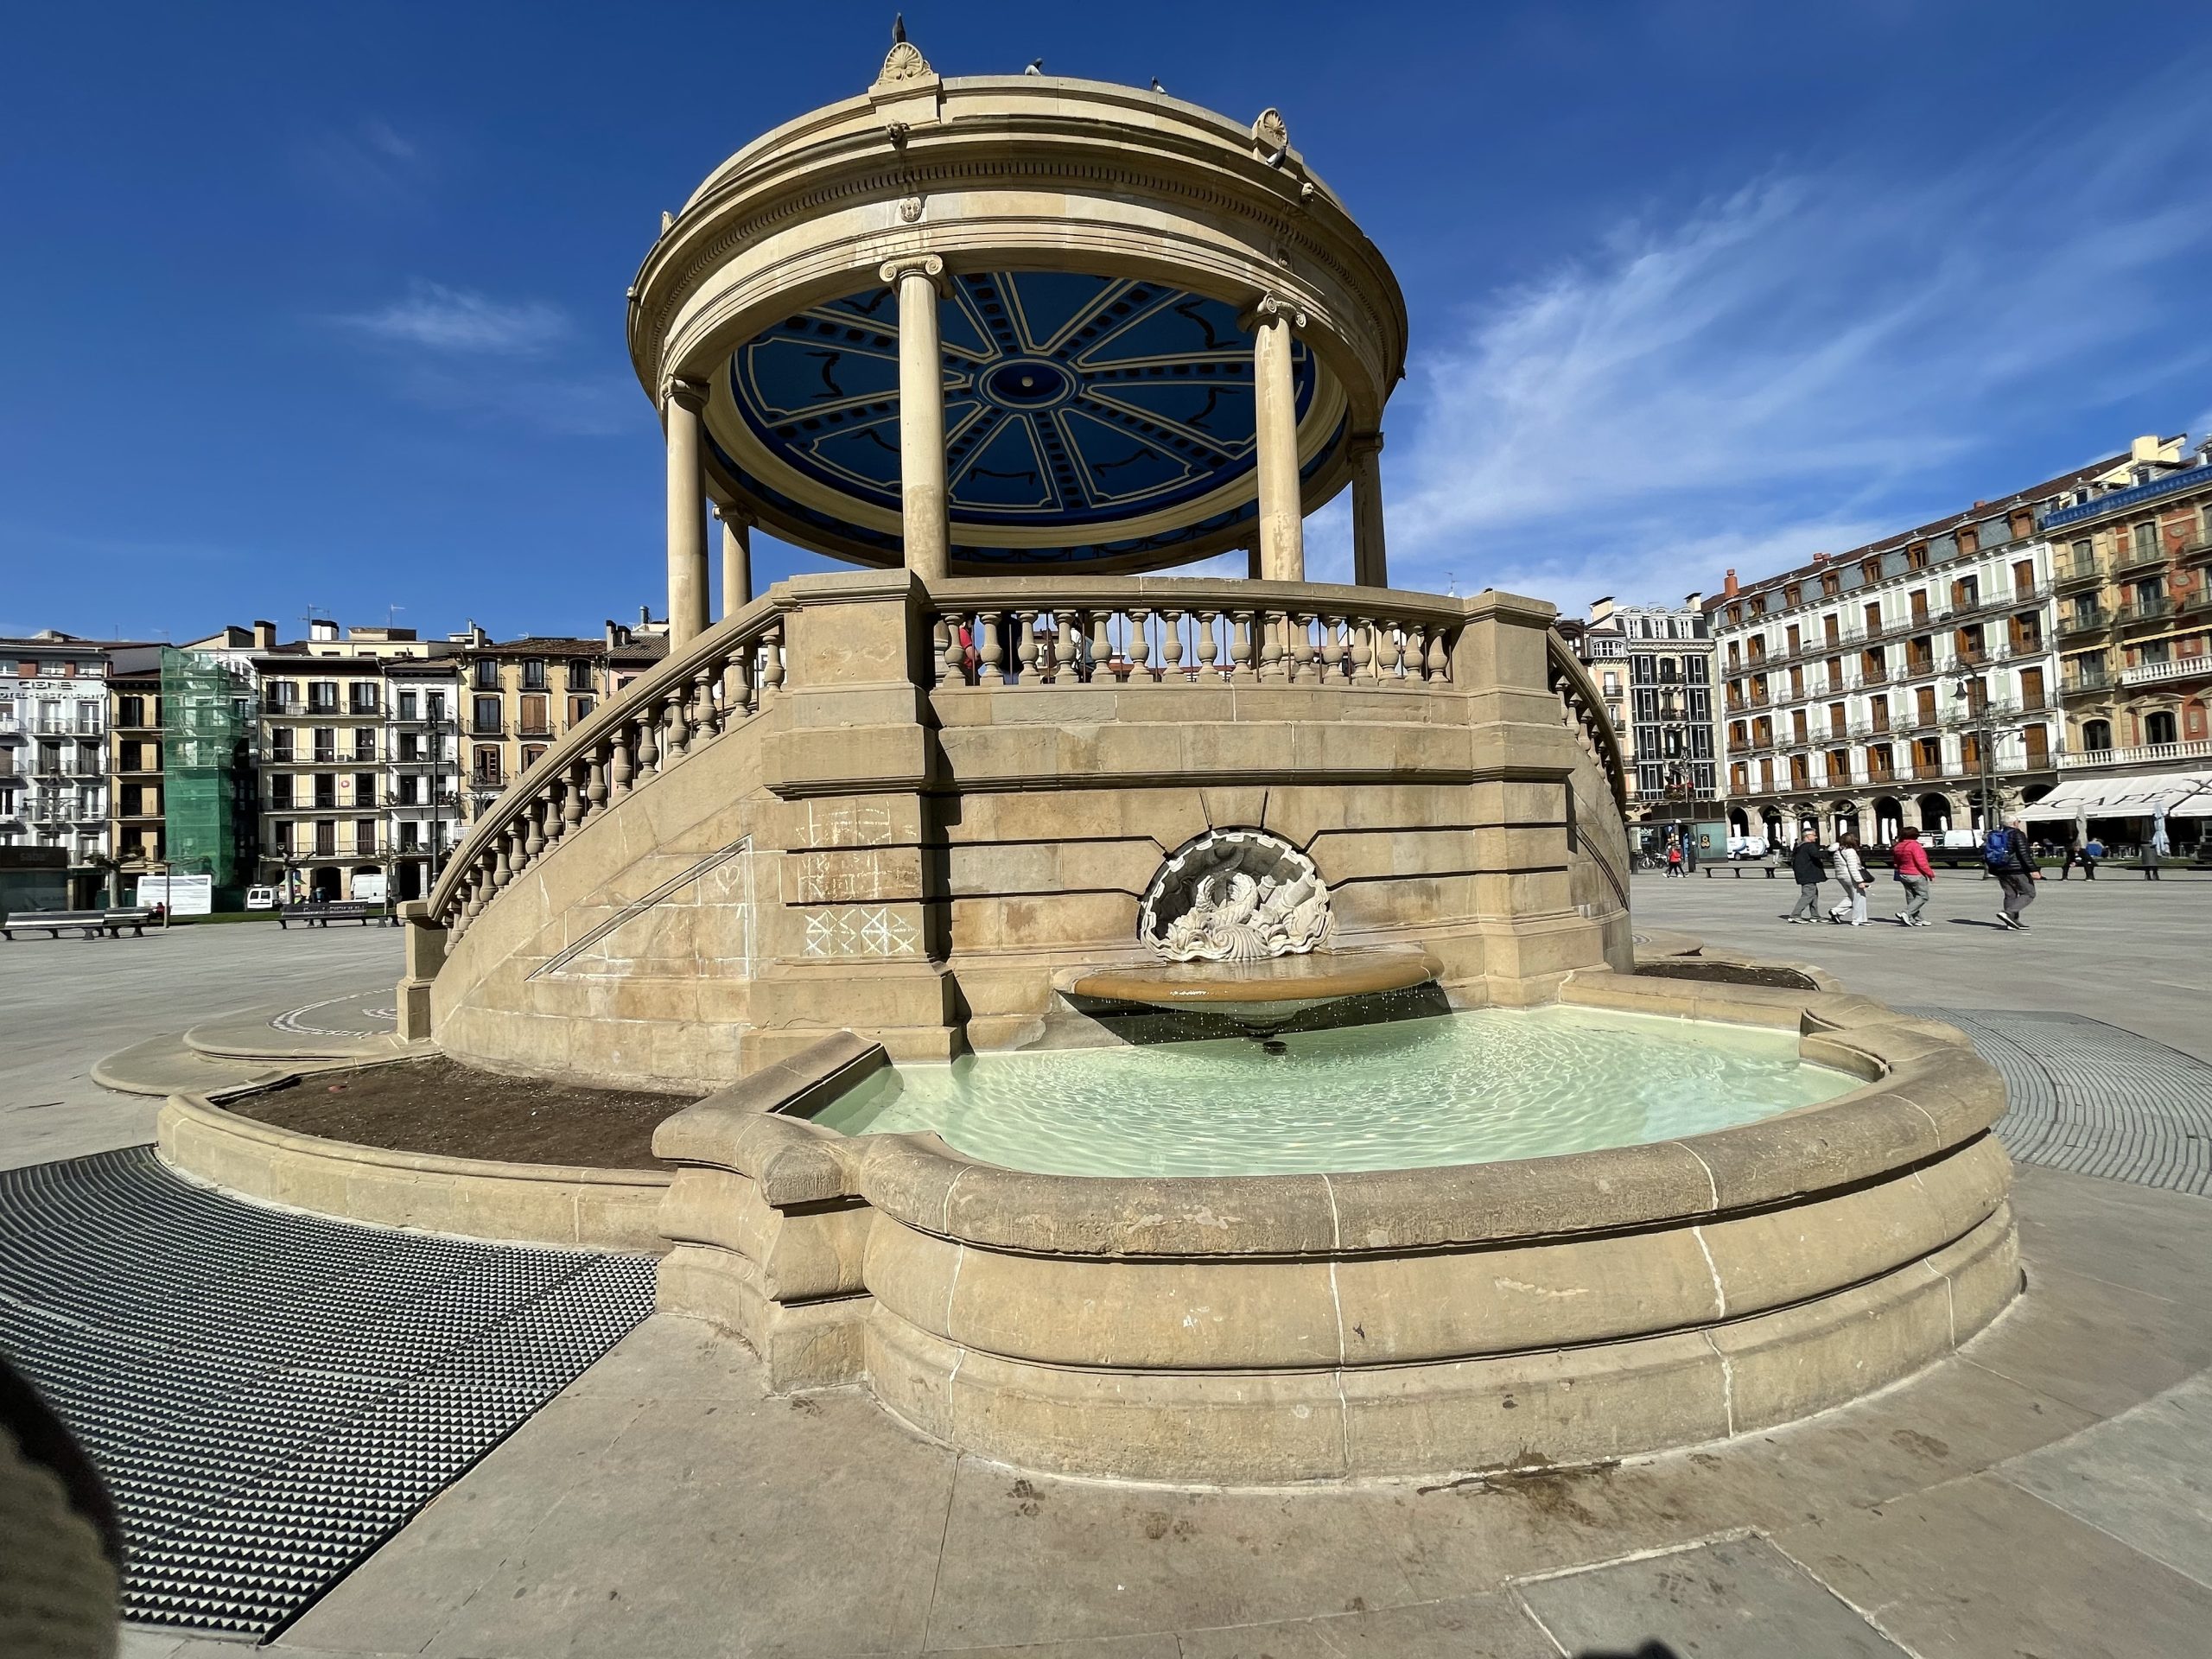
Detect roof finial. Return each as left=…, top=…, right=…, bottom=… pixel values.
left=876, top=15, right=932, bottom=84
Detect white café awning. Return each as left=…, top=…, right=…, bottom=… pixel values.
left=2020, top=770, right=2212, bottom=821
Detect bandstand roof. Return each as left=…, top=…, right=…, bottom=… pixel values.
left=628, top=40, right=1408, bottom=576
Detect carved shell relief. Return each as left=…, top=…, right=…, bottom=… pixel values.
left=1138, top=829, right=1332, bottom=963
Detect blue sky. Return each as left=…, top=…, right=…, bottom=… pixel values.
left=5, top=2, right=2209, bottom=641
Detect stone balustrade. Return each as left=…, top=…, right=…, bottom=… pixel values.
left=923, top=580, right=1462, bottom=690
left=429, top=600, right=787, bottom=937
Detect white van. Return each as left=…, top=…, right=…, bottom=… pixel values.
left=245, top=886, right=277, bottom=910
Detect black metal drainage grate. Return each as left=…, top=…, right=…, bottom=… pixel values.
left=1912, top=1007, right=2212, bottom=1196
left=0, top=1146, right=654, bottom=1638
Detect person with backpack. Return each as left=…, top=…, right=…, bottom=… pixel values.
left=1985, top=817, right=2040, bottom=931
left=1891, top=824, right=1936, bottom=925
left=1785, top=828, right=1827, bottom=923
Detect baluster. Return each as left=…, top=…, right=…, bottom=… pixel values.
left=693, top=664, right=720, bottom=740
left=1160, top=609, right=1185, bottom=681
left=1014, top=611, right=1040, bottom=685
left=634, top=702, right=661, bottom=775
left=1087, top=608, right=1112, bottom=683
left=980, top=613, right=1004, bottom=684
left=664, top=682, right=690, bottom=760
left=564, top=762, right=588, bottom=833
left=1427, top=626, right=1451, bottom=683
left=941, top=613, right=967, bottom=687
left=588, top=750, right=611, bottom=813
left=1377, top=621, right=1403, bottom=680
left=610, top=727, right=634, bottom=796
left=524, top=797, right=547, bottom=860
left=493, top=832, right=512, bottom=888
left=1224, top=610, right=1249, bottom=680
left=1052, top=613, right=1077, bottom=683
left=1259, top=610, right=1287, bottom=682
left=760, top=631, right=785, bottom=697
left=1320, top=615, right=1346, bottom=683
left=1291, top=613, right=1317, bottom=683
left=1350, top=616, right=1376, bottom=681
left=930, top=613, right=951, bottom=688
left=1198, top=610, right=1222, bottom=680
left=1129, top=607, right=1153, bottom=682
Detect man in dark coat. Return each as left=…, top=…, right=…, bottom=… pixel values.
left=1786, top=828, right=1827, bottom=923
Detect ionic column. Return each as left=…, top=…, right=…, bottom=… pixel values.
left=1349, top=431, right=1388, bottom=588
left=1249, top=296, right=1307, bottom=583
left=663, top=375, right=711, bottom=648
left=882, top=254, right=949, bottom=582
left=715, top=501, right=753, bottom=614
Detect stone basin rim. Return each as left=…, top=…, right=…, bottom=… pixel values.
left=1067, top=945, right=1440, bottom=1007
left=716, top=972, right=2009, bottom=1257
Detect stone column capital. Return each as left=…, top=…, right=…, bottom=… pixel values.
left=880, top=253, right=946, bottom=290
left=662, top=374, right=711, bottom=414
left=711, top=499, right=753, bottom=528
left=1242, top=293, right=1308, bottom=334
left=1348, top=429, right=1385, bottom=459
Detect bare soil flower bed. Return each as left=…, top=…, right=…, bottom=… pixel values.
left=232, top=1057, right=695, bottom=1170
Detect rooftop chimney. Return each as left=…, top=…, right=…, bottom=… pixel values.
left=639, top=604, right=652, bottom=626
left=1587, top=595, right=1616, bottom=626
left=1683, top=591, right=1702, bottom=609
left=308, top=619, right=339, bottom=643
left=605, top=620, right=620, bottom=651
left=1722, top=569, right=1738, bottom=598
left=251, top=620, right=276, bottom=650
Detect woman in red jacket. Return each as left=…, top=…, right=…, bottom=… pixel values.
left=1891, top=825, right=1936, bottom=927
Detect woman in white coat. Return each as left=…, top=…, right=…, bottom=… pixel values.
left=1832, top=832, right=1872, bottom=925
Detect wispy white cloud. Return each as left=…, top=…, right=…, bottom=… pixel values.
left=1387, top=67, right=2212, bottom=614
left=338, top=281, right=572, bottom=355
left=295, top=118, right=429, bottom=208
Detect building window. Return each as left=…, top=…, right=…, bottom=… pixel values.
left=353, top=772, right=376, bottom=806
left=353, top=727, right=377, bottom=761
left=270, top=776, right=294, bottom=809
left=521, top=744, right=547, bottom=771
left=397, top=775, right=421, bottom=806
left=473, top=748, right=503, bottom=785
left=2133, top=522, right=2158, bottom=559
left=522, top=660, right=547, bottom=691
left=567, top=660, right=594, bottom=692
left=313, top=727, right=337, bottom=762
left=518, top=694, right=550, bottom=737
left=2082, top=719, right=2112, bottom=753
left=355, top=817, right=378, bottom=854
left=2145, top=711, right=2178, bottom=746
left=472, top=696, right=501, bottom=735
left=426, top=691, right=447, bottom=722
left=314, top=774, right=337, bottom=809
left=397, top=690, right=418, bottom=721
left=308, top=680, right=339, bottom=715
left=349, top=682, right=378, bottom=715
left=474, top=659, right=500, bottom=690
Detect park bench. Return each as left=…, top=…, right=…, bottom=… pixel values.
left=277, top=901, right=394, bottom=929
left=1703, top=864, right=1781, bottom=879
left=2, top=908, right=149, bottom=941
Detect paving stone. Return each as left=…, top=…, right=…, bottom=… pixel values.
left=1174, top=1591, right=1555, bottom=1657
left=1999, top=1370, right=2212, bottom=1592
left=1516, top=1536, right=1905, bottom=1656
left=1775, top=1472, right=2212, bottom=1659
left=1960, top=1260, right=2212, bottom=1420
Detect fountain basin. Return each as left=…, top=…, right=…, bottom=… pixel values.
left=652, top=969, right=2020, bottom=1484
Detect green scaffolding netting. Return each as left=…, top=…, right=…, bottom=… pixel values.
left=161, top=647, right=251, bottom=900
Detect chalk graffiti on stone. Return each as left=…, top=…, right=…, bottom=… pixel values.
left=802, top=905, right=919, bottom=958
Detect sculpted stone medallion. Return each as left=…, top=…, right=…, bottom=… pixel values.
left=1138, top=829, right=1332, bottom=963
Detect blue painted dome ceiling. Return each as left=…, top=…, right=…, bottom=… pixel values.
left=710, top=270, right=1338, bottom=565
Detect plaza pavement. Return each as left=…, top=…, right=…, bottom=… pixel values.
left=8, top=905, right=2211, bottom=1656
left=1630, top=865, right=2212, bottom=1062
left=0, top=922, right=400, bottom=1170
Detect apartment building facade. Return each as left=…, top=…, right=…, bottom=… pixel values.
left=2030, top=436, right=2212, bottom=847
left=457, top=633, right=616, bottom=824
left=0, top=632, right=111, bottom=900
left=1566, top=597, right=1720, bottom=831
left=106, top=646, right=166, bottom=880
left=1704, top=458, right=2119, bottom=847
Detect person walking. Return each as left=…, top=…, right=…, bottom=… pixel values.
left=1665, top=841, right=1685, bottom=879
left=1891, top=824, right=1936, bottom=926
left=1986, top=817, right=2041, bottom=930
left=2139, top=835, right=2164, bottom=881
left=1831, top=832, right=1872, bottom=925
left=1786, top=828, right=1827, bottom=923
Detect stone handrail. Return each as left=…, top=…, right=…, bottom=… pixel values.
left=922, top=576, right=1464, bottom=689
left=1547, top=630, right=1630, bottom=813
left=429, top=596, right=788, bottom=932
